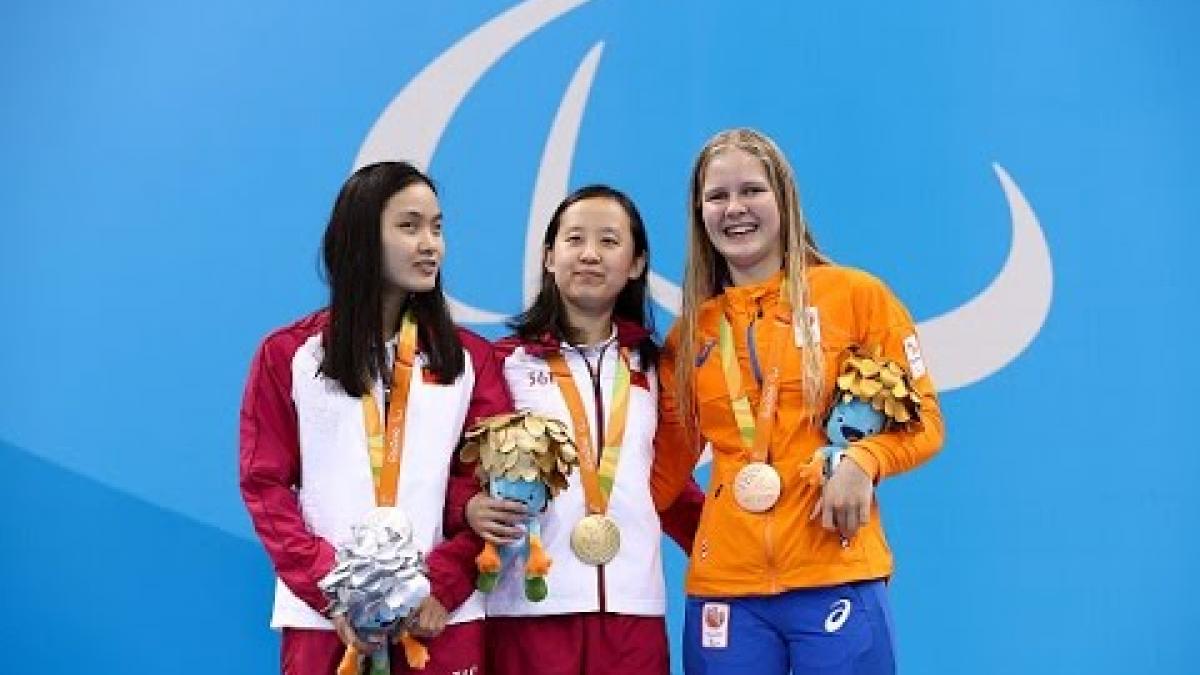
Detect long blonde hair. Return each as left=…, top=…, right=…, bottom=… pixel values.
left=675, top=128, right=830, bottom=442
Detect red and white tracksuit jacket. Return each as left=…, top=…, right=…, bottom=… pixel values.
left=238, top=310, right=511, bottom=629
left=488, top=320, right=701, bottom=618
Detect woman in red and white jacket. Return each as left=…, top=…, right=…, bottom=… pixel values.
left=466, top=185, right=703, bottom=675
left=239, top=161, right=511, bottom=674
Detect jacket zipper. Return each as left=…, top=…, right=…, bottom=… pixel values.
left=573, top=341, right=611, bottom=613
left=748, top=296, right=778, bottom=589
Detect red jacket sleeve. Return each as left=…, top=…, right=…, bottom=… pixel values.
left=425, top=330, right=515, bottom=612
left=238, top=330, right=337, bottom=614
left=658, top=479, right=705, bottom=554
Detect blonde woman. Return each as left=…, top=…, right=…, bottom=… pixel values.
left=651, top=129, right=945, bottom=674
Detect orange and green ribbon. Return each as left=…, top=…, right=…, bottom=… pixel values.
left=717, top=283, right=793, bottom=464
left=361, top=311, right=418, bottom=507
left=545, top=347, right=631, bottom=515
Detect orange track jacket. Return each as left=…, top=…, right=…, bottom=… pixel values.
left=651, top=265, right=945, bottom=597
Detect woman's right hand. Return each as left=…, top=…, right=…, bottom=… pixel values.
left=465, top=493, right=528, bottom=546
left=331, top=613, right=386, bottom=654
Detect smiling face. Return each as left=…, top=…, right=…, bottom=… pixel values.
left=490, top=476, right=548, bottom=513
left=825, top=399, right=887, bottom=445
left=380, top=182, right=443, bottom=294
left=544, top=196, right=647, bottom=317
left=699, top=147, right=783, bottom=286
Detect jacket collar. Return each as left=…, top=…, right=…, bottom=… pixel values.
left=522, top=317, right=650, bottom=358
left=720, top=269, right=787, bottom=318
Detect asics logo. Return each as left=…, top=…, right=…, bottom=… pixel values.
left=824, top=598, right=852, bottom=633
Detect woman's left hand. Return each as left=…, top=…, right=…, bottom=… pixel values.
left=810, top=458, right=874, bottom=540
left=406, top=596, right=449, bottom=639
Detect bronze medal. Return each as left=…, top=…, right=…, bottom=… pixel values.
left=733, top=461, right=782, bottom=513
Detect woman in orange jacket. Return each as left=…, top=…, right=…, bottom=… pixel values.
left=651, top=128, right=945, bottom=674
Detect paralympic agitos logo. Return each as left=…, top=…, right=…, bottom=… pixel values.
left=353, top=0, right=1053, bottom=396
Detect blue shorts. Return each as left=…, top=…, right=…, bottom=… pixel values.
left=683, top=580, right=896, bottom=675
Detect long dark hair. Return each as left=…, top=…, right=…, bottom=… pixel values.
left=318, top=161, right=464, bottom=396
left=509, top=184, right=658, bottom=366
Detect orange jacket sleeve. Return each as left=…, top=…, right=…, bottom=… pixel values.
left=843, top=277, right=946, bottom=481
left=651, top=327, right=705, bottom=511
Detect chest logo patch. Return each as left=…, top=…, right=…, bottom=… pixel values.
left=795, top=306, right=822, bottom=346
left=903, top=333, right=927, bottom=379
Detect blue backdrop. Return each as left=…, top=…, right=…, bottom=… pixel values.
left=2, top=1, right=1197, bottom=672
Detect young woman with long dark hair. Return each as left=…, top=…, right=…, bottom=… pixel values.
left=465, top=184, right=702, bottom=674
left=239, top=161, right=510, bottom=674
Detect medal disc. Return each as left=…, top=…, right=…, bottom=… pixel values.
left=733, top=462, right=782, bottom=512
left=570, top=514, right=621, bottom=565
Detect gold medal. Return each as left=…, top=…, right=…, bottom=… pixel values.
left=733, top=462, right=782, bottom=513
left=570, top=514, right=621, bottom=565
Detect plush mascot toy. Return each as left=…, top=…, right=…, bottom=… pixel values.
left=318, top=507, right=432, bottom=674
left=459, top=411, right=579, bottom=601
left=800, top=346, right=924, bottom=485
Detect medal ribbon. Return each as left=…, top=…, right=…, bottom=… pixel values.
left=545, top=346, right=632, bottom=515
left=717, top=283, right=793, bottom=464
left=361, top=311, right=418, bottom=507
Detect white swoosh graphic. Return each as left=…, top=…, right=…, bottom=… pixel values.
left=523, top=42, right=605, bottom=306
left=916, top=164, right=1054, bottom=391
left=354, top=0, right=591, bottom=323
left=649, top=270, right=682, bottom=314
left=353, top=0, right=1054, bottom=387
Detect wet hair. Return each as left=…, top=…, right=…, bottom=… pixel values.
left=318, top=161, right=464, bottom=396
left=675, top=128, right=830, bottom=438
left=509, top=184, right=658, bottom=366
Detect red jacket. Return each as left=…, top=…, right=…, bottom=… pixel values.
left=238, top=310, right=512, bottom=620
